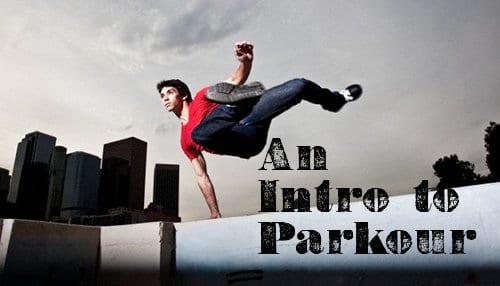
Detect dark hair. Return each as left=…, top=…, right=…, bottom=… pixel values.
left=156, top=79, right=192, bottom=102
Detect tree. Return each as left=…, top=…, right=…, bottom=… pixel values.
left=485, top=121, right=500, bottom=181
left=433, top=154, right=478, bottom=189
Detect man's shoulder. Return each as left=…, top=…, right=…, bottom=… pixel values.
left=191, top=86, right=219, bottom=110
left=193, top=86, right=209, bottom=100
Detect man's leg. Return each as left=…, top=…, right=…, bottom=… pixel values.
left=192, top=99, right=270, bottom=158
left=192, top=79, right=361, bottom=158
left=240, top=78, right=361, bottom=126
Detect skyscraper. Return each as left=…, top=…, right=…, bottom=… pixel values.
left=153, top=164, right=179, bottom=217
left=0, top=168, right=11, bottom=217
left=99, top=137, right=147, bottom=211
left=8, top=131, right=56, bottom=220
left=60, top=152, right=101, bottom=218
left=46, top=146, right=67, bottom=220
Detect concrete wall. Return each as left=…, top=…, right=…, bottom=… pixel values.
left=0, top=219, right=4, bottom=280
left=1, top=183, right=500, bottom=285
left=174, top=183, right=500, bottom=285
left=0, top=220, right=175, bottom=286
left=0, top=219, right=100, bottom=286
left=98, top=222, right=174, bottom=286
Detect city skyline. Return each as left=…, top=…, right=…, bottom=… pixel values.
left=1, top=130, right=181, bottom=225
left=1, top=1, right=499, bottom=221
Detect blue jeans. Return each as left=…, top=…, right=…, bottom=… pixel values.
left=192, top=78, right=346, bottom=158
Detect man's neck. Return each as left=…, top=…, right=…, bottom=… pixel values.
left=176, top=101, right=190, bottom=125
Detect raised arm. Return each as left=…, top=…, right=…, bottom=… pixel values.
left=225, top=41, right=254, bottom=85
left=191, top=153, right=222, bottom=218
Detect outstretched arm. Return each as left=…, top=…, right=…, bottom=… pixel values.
left=191, top=153, right=222, bottom=218
left=225, top=41, right=254, bottom=85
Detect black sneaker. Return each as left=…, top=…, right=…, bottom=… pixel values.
left=339, top=84, right=362, bottom=102
left=322, top=84, right=363, bottom=112
left=206, top=82, right=266, bottom=103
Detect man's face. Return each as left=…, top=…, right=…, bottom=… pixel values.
left=160, top=86, right=184, bottom=113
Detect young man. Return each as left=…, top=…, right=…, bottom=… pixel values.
left=157, top=41, right=362, bottom=219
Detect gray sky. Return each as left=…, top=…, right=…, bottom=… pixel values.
left=1, top=1, right=499, bottom=221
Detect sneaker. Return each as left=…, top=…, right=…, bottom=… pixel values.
left=322, top=84, right=363, bottom=112
left=339, top=84, right=362, bottom=102
left=207, top=81, right=266, bottom=103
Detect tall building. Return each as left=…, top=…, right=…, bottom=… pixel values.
left=60, top=152, right=101, bottom=218
left=153, top=164, right=179, bottom=217
left=99, top=137, right=147, bottom=211
left=0, top=168, right=11, bottom=217
left=46, top=146, right=67, bottom=220
left=8, top=131, right=56, bottom=220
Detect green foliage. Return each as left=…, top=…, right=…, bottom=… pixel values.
left=433, top=154, right=478, bottom=189
left=485, top=121, right=500, bottom=180
left=433, top=121, right=500, bottom=188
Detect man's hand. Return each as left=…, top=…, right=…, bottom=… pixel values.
left=226, top=41, right=254, bottom=85
left=234, top=41, right=253, bottom=63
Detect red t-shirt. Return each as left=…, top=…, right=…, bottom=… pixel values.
left=181, top=87, right=219, bottom=161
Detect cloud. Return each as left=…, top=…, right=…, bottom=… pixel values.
left=154, top=121, right=178, bottom=135
left=155, top=123, right=170, bottom=135
left=1, top=1, right=259, bottom=73
left=151, top=1, right=255, bottom=53
left=111, top=123, right=134, bottom=133
left=95, top=1, right=258, bottom=69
